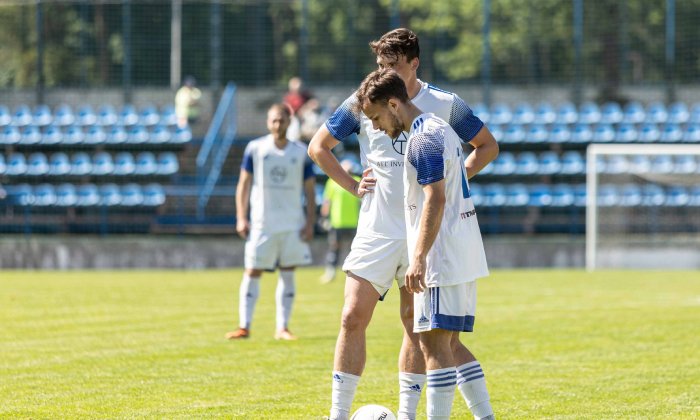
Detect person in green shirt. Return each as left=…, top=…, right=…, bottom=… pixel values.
left=320, top=159, right=360, bottom=283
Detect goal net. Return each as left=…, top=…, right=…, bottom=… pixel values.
left=586, top=144, right=700, bottom=270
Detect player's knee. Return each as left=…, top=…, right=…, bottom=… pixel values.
left=340, top=306, right=370, bottom=332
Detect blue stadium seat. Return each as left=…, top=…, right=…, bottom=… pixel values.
left=673, top=155, right=697, bottom=174
left=570, top=123, right=593, bottom=143
left=48, top=153, right=71, bottom=176
left=512, top=103, right=535, bottom=125
left=92, top=151, right=115, bottom=176
left=171, top=126, right=192, bottom=144
left=1, top=126, right=21, bottom=145
left=604, top=155, right=628, bottom=174
left=538, top=151, right=562, bottom=175
left=468, top=183, right=483, bottom=206
left=490, top=103, right=513, bottom=125
left=84, top=126, right=107, bottom=145
left=659, top=123, right=683, bottom=143
left=646, top=102, right=668, bottom=123
left=139, top=105, right=160, bottom=126
left=127, top=125, right=150, bottom=144
left=668, top=102, right=689, bottom=124
left=560, top=151, right=585, bottom=175
left=482, top=183, right=506, bottom=207
left=504, top=183, right=529, bottom=207
left=665, top=186, right=690, bottom=207
left=637, top=123, right=660, bottom=143
left=106, top=125, right=128, bottom=145
left=514, top=152, right=539, bottom=175
left=41, top=125, right=63, bottom=145
left=150, top=125, right=172, bottom=144
left=11, top=184, right=34, bottom=206
left=619, top=184, right=642, bottom=207
left=134, top=152, right=158, bottom=175
left=143, top=183, right=166, bottom=206
left=63, top=125, right=85, bottom=145
left=592, top=124, right=615, bottom=143
left=471, top=103, right=490, bottom=124
left=594, top=155, right=607, bottom=174
left=597, top=184, right=619, bottom=207
left=578, top=102, right=601, bottom=124
left=556, top=102, right=579, bottom=124
left=33, top=184, right=57, bottom=206
left=477, top=158, right=493, bottom=176
left=534, top=102, right=556, bottom=125
left=21, top=125, right=42, bottom=145
left=119, top=105, right=139, bottom=126
left=501, top=124, right=526, bottom=144
left=650, top=155, right=674, bottom=174
left=487, top=124, right=503, bottom=145
left=160, top=105, right=178, bottom=126
left=26, top=152, right=49, bottom=176
left=641, top=184, right=666, bottom=207
left=32, top=105, right=53, bottom=126
left=120, top=183, right=144, bottom=206
left=615, top=123, right=638, bottom=143
left=156, top=152, right=179, bottom=175
left=683, top=124, right=700, bottom=143
left=13, top=105, right=33, bottom=127
left=53, top=104, right=76, bottom=126
left=628, top=155, right=651, bottom=174
left=690, top=103, right=700, bottom=124
left=622, top=101, right=646, bottom=124
left=0, top=105, right=12, bottom=126
left=113, top=152, right=136, bottom=176
left=550, top=184, right=575, bottom=207
left=528, top=184, right=552, bottom=207
left=97, top=105, right=118, bottom=126
left=76, top=184, right=100, bottom=206
left=490, top=152, right=516, bottom=175
left=55, top=183, right=78, bottom=207
left=524, top=124, right=548, bottom=144
left=6, top=153, right=27, bottom=176
left=70, top=152, right=93, bottom=176
left=690, top=187, right=700, bottom=206
left=0, top=153, right=5, bottom=175
left=76, top=105, right=97, bottom=126
left=600, top=102, right=623, bottom=124
left=99, top=183, right=122, bottom=206
left=573, top=184, right=587, bottom=207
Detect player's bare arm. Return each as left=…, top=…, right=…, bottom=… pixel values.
left=235, top=168, right=253, bottom=239
left=465, top=125, right=499, bottom=179
left=405, top=179, right=446, bottom=294
left=301, top=177, right=316, bottom=242
left=308, top=125, right=376, bottom=198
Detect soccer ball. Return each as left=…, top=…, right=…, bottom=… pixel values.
left=350, top=404, right=397, bottom=420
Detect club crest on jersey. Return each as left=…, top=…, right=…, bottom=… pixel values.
left=392, top=132, right=408, bottom=155
left=270, top=166, right=287, bottom=183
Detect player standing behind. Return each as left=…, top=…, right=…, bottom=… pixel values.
left=226, top=103, right=316, bottom=341
left=356, top=69, right=495, bottom=420
left=308, top=29, right=498, bottom=420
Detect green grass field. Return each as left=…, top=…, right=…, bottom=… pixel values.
left=1, top=269, right=698, bottom=419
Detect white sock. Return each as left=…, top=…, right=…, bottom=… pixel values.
left=397, top=372, right=426, bottom=420
left=276, top=270, right=295, bottom=330
left=456, top=361, right=494, bottom=419
left=329, top=371, right=360, bottom=420
left=239, top=274, right=260, bottom=329
left=426, top=367, right=456, bottom=420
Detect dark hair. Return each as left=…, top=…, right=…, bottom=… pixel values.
left=369, top=28, right=420, bottom=62
left=268, top=102, right=292, bottom=118
left=354, top=68, right=410, bottom=113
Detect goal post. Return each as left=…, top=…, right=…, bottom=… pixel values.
left=586, top=143, right=700, bottom=271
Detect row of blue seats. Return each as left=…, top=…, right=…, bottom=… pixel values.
left=474, top=101, right=700, bottom=126
left=0, top=104, right=177, bottom=128
left=470, top=183, right=700, bottom=208
left=481, top=151, right=700, bottom=176
left=4, top=183, right=166, bottom=207
left=0, top=151, right=179, bottom=177
left=0, top=124, right=192, bottom=146
left=489, top=122, right=700, bottom=144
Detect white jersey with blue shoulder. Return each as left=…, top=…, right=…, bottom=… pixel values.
left=240, top=135, right=315, bottom=234
left=325, top=80, right=484, bottom=240
left=404, top=113, right=489, bottom=286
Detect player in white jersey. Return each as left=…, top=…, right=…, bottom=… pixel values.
left=356, top=68, right=494, bottom=420
left=308, top=29, right=498, bottom=420
left=226, top=103, right=316, bottom=341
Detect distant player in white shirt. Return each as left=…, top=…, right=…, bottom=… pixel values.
left=309, top=29, right=498, bottom=420
left=226, top=103, right=316, bottom=341
left=355, top=68, right=494, bottom=420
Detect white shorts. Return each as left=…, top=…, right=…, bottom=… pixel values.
left=342, top=235, right=409, bottom=296
left=244, top=229, right=312, bottom=270
left=414, top=281, right=477, bottom=333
